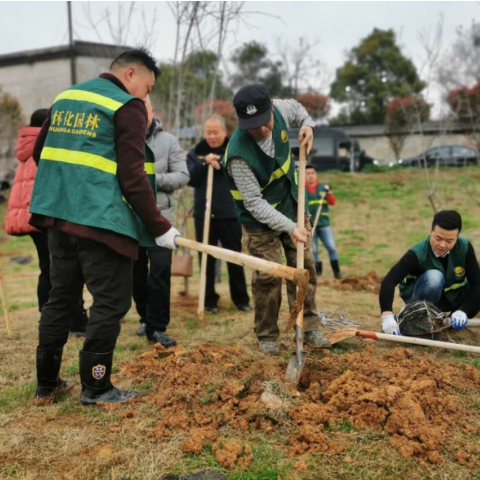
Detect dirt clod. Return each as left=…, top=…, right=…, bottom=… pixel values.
left=120, top=343, right=480, bottom=466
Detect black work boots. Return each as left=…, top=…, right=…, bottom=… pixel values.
left=331, top=260, right=342, bottom=279
left=35, top=347, right=138, bottom=406
left=316, top=260, right=342, bottom=279
left=79, top=350, right=138, bottom=405
left=35, top=347, right=74, bottom=403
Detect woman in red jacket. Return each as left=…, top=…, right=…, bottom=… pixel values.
left=5, top=109, right=87, bottom=336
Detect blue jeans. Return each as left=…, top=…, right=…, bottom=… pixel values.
left=405, top=269, right=444, bottom=305
left=312, top=226, right=338, bottom=263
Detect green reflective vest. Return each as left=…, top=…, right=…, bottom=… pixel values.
left=222, top=106, right=300, bottom=229
left=306, top=182, right=330, bottom=228
left=399, top=236, right=469, bottom=308
left=30, top=77, right=156, bottom=247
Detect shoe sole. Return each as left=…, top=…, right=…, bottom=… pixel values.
left=257, top=343, right=279, bottom=355
left=147, top=340, right=177, bottom=348
left=304, top=342, right=331, bottom=350
left=258, top=349, right=279, bottom=355
left=80, top=392, right=138, bottom=406
left=34, top=382, right=75, bottom=405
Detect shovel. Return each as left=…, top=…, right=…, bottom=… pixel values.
left=312, top=191, right=326, bottom=231
left=326, top=327, right=480, bottom=354
left=197, top=164, right=214, bottom=322
left=286, top=142, right=308, bottom=385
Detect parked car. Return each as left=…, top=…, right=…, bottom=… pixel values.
left=289, top=126, right=375, bottom=172
left=398, top=145, right=479, bottom=167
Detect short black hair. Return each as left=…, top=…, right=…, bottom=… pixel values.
left=432, top=210, right=462, bottom=233
left=30, top=108, right=48, bottom=127
left=306, top=165, right=316, bottom=171
left=110, top=47, right=161, bottom=79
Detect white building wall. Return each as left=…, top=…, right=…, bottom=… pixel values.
left=0, top=56, right=114, bottom=119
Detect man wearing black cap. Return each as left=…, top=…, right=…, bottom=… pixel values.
left=379, top=210, right=480, bottom=335
left=223, top=84, right=330, bottom=354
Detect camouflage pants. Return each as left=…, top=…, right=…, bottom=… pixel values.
left=242, top=216, right=320, bottom=341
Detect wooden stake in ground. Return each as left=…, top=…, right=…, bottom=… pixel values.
left=286, top=143, right=308, bottom=385
left=0, top=276, right=12, bottom=336
left=197, top=165, right=214, bottom=321
left=312, top=191, right=326, bottom=231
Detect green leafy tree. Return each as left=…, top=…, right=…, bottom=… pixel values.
left=330, top=29, right=426, bottom=124
left=152, top=50, right=232, bottom=129
left=295, top=92, right=330, bottom=120
left=0, top=86, right=23, bottom=137
left=229, top=41, right=292, bottom=96
left=447, top=81, right=480, bottom=148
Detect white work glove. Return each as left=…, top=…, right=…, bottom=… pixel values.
left=382, top=315, right=402, bottom=335
left=451, top=310, right=468, bottom=330
left=155, top=227, right=181, bottom=250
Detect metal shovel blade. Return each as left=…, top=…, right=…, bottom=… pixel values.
left=325, top=327, right=359, bottom=345
left=286, top=324, right=307, bottom=385
left=286, top=350, right=307, bottom=385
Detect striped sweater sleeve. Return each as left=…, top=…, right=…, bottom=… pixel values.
left=227, top=158, right=297, bottom=234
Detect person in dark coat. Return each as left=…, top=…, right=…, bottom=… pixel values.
left=187, top=115, right=250, bottom=313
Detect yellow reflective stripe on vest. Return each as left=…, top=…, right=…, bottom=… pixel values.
left=230, top=189, right=281, bottom=209
left=41, top=147, right=117, bottom=174
left=265, top=153, right=291, bottom=187
left=309, top=200, right=321, bottom=205
left=229, top=154, right=291, bottom=201
left=444, top=279, right=468, bottom=292
left=144, top=163, right=155, bottom=174
left=230, top=190, right=243, bottom=200
left=54, top=90, right=123, bottom=112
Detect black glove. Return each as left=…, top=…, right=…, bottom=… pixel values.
left=323, top=184, right=331, bottom=194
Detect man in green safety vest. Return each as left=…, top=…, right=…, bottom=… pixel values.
left=379, top=210, right=480, bottom=335
left=305, top=165, right=341, bottom=279
left=223, top=84, right=331, bottom=354
left=30, top=48, right=180, bottom=405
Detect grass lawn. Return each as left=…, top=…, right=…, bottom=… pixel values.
left=0, top=167, right=479, bottom=480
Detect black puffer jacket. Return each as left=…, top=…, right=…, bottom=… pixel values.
left=186, top=138, right=237, bottom=220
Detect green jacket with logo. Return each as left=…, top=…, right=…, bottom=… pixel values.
left=306, top=182, right=330, bottom=228
left=30, top=77, right=156, bottom=247
left=399, top=236, right=469, bottom=307
left=222, top=106, right=301, bottom=229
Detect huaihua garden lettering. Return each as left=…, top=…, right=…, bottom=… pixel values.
left=49, top=111, right=100, bottom=138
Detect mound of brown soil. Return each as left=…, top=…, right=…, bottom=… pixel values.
left=318, top=271, right=382, bottom=294
left=119, top=343, right=480, bottom=467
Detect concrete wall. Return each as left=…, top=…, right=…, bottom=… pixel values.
left=0, top=56, right=114, bottom=119
left=0, top=56, right=114, bottom=182
left=355, top=133, right=475, bottom=164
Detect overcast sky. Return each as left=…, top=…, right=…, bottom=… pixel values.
left=0, top=1, right=479, bottom=104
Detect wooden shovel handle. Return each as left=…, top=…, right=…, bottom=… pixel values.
left=177, top=237, right=308, bottom=283
left=312, top=191, right=326, bottom=231
left=356, top=330, right=480, bottom=354
left=296, top=143, right=307, bottom=331
left=197, top=165, right=214, bottom=321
